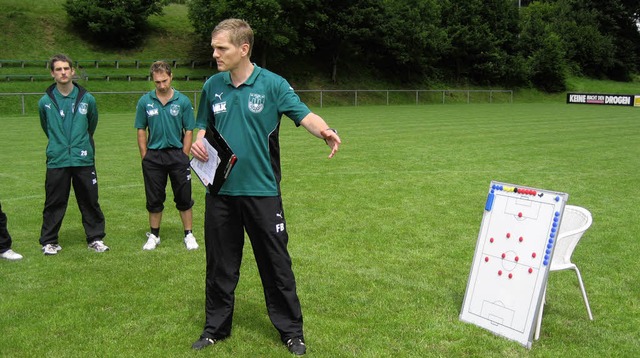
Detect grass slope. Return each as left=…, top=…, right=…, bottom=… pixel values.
left=1, top=0, right=201, bottom=60
left=1, top=103, right=639, bottom=356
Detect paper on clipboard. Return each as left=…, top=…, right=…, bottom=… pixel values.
left=190, top=137, right=221, bottom=187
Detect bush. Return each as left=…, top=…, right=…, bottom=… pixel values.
left=64, top=0, right=166, bottom=48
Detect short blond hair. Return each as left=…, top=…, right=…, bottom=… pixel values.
left=212, top=18, right=254, bottom=57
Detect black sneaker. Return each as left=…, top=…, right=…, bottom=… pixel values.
left=191, top=337, right=216, bottom=350
left=286, top=337, right=306, bottom=355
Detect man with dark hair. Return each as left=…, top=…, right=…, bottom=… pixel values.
left=190, top=19, right=341, bottom=355
left=38, top=54, right=108, bottom=255
left=135, top=61, right=198, bottom=251
left=0, top=202, right=23, bottom=260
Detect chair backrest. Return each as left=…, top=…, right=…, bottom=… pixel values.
left=550, top=205, right=593, bottom=269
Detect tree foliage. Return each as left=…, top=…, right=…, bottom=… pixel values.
left=304, top=0, right=385, bottom=83
left=185, top=0, right=640, bottom=90
left=187, top=0, right=308, bottom=68
left=374, top=0, right=446, bottom=81
left=519, top=2, right=567, bottom=92
left=64, top=0, right=165, bottom=48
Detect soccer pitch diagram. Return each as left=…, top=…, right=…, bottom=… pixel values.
left=460, top=181, right=568, bottom=348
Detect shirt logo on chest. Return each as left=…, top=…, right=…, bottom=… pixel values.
left=78, top=102, right=88, bottom=115
left=248, top=93, right=265, bottom=113
left=170, top=104, right=180, bottom=116
left=213, top=102, right=227, bottom=115
left=146, top=107, right=159, bottom=117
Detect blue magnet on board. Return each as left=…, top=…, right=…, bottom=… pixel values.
left=485, top=192, right=495, bottom=211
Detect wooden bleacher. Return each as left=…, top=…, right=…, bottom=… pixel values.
left=0, top=58, right=214, bottom=81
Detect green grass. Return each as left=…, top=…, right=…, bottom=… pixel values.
left=1, top=0, right=201, bottom=60
left=1, top=103, right=639, bottom=356
left=0, top=0, right=209, bottom=86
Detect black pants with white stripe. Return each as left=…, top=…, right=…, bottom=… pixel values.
left=39, top=166, right=106, bottom=246
left=201, top=194, right=304, bottom=343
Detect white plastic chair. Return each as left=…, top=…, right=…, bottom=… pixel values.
left=534, top=205, right=594, bottom=340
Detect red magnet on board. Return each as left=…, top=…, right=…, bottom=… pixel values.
left=519, top=236, right=524, bottom=242
left=508, top=273, right=513, bottom=279
left=506, top=233, right=511, bottom=238
left=529, top=268, right=533, bottom=274
left=490, top=237, right=494, bottom=243
left=532, top=252, right=537, bottom=258
left=518, top=212, right=523, bottom=218
left=485, top=257, right=489, bottom=262
left=498, top=270, right=503, bottom=276
left=515, top=256, right=519, bottom=262
left=501, top=253, right=506, bottom=259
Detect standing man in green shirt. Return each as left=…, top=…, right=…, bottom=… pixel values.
left=38, top=54, right=108, bottom=255
left=135, top=61, right=198, bottom=251
left=190, top=19, right=341, bottom=355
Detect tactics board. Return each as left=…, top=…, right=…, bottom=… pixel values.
left=460, top=181, right=568, bottom=348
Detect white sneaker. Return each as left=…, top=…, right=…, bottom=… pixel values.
left=42, top=244, right=59, bottom=255
left=143, top=233, right=160, bottom=250
left=0, top=249, right=23, bottom=260
left=88, top=240, right=109, bottom=252
left=184, top=233, right=199, bottom=250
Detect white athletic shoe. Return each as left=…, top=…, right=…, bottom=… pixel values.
left=0, top=249, right=23, bottom=260
left=184, top=233, right=199, bottom=251
left=88, top=240, right=109, bottom=252
left=42, top=244, right=59, bottom=255
left=143, top=233, right=160, bottom=250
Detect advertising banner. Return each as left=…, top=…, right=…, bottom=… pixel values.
left=566, top=93, right=635, bottom=106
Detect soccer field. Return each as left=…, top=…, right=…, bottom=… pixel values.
left=1, top=103, right=639, bottom=356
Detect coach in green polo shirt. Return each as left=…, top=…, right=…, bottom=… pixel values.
left=190, top=19, right=341, bottom=356
left=135, top=61, right=199, bottom=252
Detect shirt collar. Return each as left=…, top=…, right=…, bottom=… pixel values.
left=223, top=63, right=262, bottom=87
left=150, top=88, right=177, bottom=102
left=54, top=85, right=78, bottom=99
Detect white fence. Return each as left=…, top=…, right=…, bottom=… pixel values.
left=0, top=89, right=512, bottom=115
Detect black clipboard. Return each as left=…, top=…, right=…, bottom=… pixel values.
left=192, top=124, right=237, bottom=194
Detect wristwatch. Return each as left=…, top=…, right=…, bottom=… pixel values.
left=321, top=128, right=338, bottom=139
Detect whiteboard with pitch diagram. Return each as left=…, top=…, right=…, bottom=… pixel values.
left=460, top=181, right=568, bottom=348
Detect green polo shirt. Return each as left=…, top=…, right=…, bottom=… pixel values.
left=195, top=64, right=311, bottom=196
left=135, top=88, right=195, bottom=149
